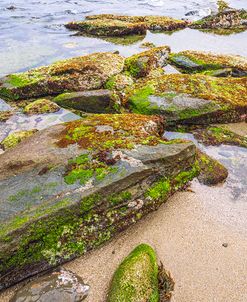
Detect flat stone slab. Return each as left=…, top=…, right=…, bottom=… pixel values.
left=169, top=51, right=247, bottom=77
left=125, top=74, right=247, bottom=124
left=0, top=52, right=124, bottom=101
left=0, top=114, right=197, bottom=290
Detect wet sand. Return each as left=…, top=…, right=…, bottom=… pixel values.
left=1, top=182, right=247, bottom=302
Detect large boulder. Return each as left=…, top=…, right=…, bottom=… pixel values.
left=0, top=52, right=125, bottom=101
left=0, top=114, right=198, bottom=290
left=124, top=46, right=170, bottom=78
left=66, top=15, right=187, bottom=37
left=125, top=74, right=247, bottom=124
left=169, top=51, right=247, bottom=77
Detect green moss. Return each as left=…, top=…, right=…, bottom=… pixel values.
left=146, top=179, right=171, bottom=201
left=23, top=99, right=60, bottom=115
left=108, top=244, right=159, bottom=302
left=108, top=191, right=132, bottom=206
left=0, top=129, right=37, bottom=150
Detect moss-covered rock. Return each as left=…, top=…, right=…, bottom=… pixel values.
left=0, top=52, right=125, bottom=101
left=107, top=244, right=159, bottom=302
left=66, top=19, right=147, bottom=36
left=190, top=8, right=247, bottom=33
left=0, top=114, right=198, bottom=290
left=105, top=74, right=134, bottom=91
left=85, top=14, right=188, bottom=32
left=169, top=51, right=247, bottom=77
left=102, top=34, right=145, bottom=45
left=0, top=129, right=38, bottom=150
left=124, top=46, right=170, bottom=78
left=196, top=150, right=228, bottom=185
left=140, top=42, right=157, bottom=49
left=23, top=99, right=60, bottom=115
left=125, top=74, right=247, bottom=125
left=194, top=126, right=247, bottom=148
left=53, top=89, right=116, bottom=113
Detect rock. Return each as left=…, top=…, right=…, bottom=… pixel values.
left=140, top=42, right=157, bottom=49
left=86, top=15, right=188, bottom=32
left=196, top=150, right=228, bottom=185
left=0, top=129, right=38, bottom=150
left=158, top=262, right=175, bottom=302
left=10, top=268, right=89, bottom=302
left=101, top=35, right=145, bottom=46
left=190, top=8, right=247, bottom=34
left=124, top=46, right=171, bottom=78
left=0, top=114, right=198, bottom=289
left=125, top=74, right=247, bottom=125
left=66, top=15, right=187, bottom=37
left=194, top=126, right=247, bottom=148
left=169, top=51, right=247, bottom=77
left=107, top=244, right=159, bottom=302
left=217, top=0, right=231, bottom=13
left=66, top=19, right=147, bottom=37
left=23, top=99, right=60, bottom=115
left=53, top=90, right=115, bottom=113
left=105, top=74, right=134, bottom=91
left=0, top=52, right=125, bottom=101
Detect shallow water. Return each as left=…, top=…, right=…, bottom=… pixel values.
left=0, top=0, right=247, bottom=76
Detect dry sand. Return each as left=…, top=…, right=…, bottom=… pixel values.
left=1, top=179, right=247, bottom=302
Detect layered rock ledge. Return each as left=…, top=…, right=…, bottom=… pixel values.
left=0, top=114, right=198, bottom=290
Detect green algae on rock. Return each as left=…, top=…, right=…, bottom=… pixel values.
left=0, top=52, right=125, bottom=101
left=0, top=113, right=198, bottom=290
left=140, top=42, right=157, bottom=49
left=125, top=74, right=247, bottom=125
left=124, top=46, right=170, bottom=78
left=105, top=74, right=134, bottom=91
left=169, top=51, right=247, bottom=77
left=23, top=99, right=60, bottom=115
left=194, top=126, right=247, bottom=148
left=190, top=8, right=247, bottom=33
left=53, top=90, right=116, bottom=113
left=196, top=150, right=228, bottom=185
left=107, top=244, right=159, bottom=302
left=0, top=129, right=38, bottom=150
left=0, top=111, right=13, bottom=122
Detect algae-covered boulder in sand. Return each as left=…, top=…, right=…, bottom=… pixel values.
left=53, top=89, right=116, bottom=113
left=0, top=114, right=198, bottom=290
left=124, top=46, right=170, bottom=78
left=125, top=74, right=247, bottom=124
left=107, top=244, right=159, bottom=302
left=169, top=51, right=247, bottom=77
left=0, top=52, right=125, bottom=101
left=23, top=99, right=60, bottom=115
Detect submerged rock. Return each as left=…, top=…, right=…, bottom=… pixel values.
left=124, top=46, right=170, bottom=78
left=10, top=268, right=89, bottom=302
left=0, top=114, right=198, bottom=290
left=107, top=244, right=159, bottom=302
left=23, top=99, right=60, bottom=115
left=125, top=74, right=247, bottom=124
left=66, top=14, right=187, bottom=37
left=190, top=8, right=247, bottom=33
left=194, top=126, right=247, bottom=148
left=196, top=150, right=228, bottom=185
left=0, top=52, right=125, bottom=101
left=0, top=129, right=38, bottom=150
left=53, top=90, right=115, bottom=113
left=169, top=51, right=247, bottom=77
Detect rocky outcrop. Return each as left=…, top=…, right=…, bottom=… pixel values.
left=0, top=52, right=125, bottom=101
left=107, top=244, right=159, bottom=302
left=53, top=90, right=116, bottom=113
left=125, top=74, right=247, bottom=124
left=10, top=269, right=89, bottom=302
left=65, top=15, right=187, bottom=37
left=190, top=8, right=247, bottom=34
left=124, top=46, right=170, bottom=78
left=23, top=99, right=60, bottom=115
left=0, top=114, right=198, bottom=290
left=194, top=126, right=247, bottom=148
left=169, top=51, right=247, bottom=77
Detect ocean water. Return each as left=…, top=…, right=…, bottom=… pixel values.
left=0, top=0, right=247, bottom=76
